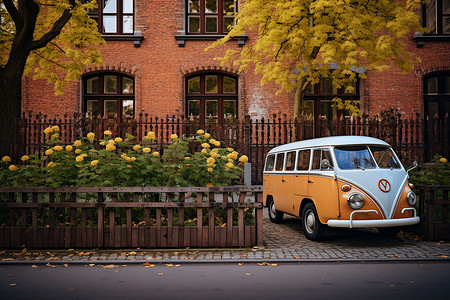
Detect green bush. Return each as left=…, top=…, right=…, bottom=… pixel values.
left=409, top=155, right=450, bottom=186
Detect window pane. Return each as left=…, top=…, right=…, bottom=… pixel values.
left=426, top=1, right=436, bottom=34
left=205, top=75, right=218, bottom=93
left=321, top=150, right=333, bottom=170
left=427, top=77, right=438, bottom=94
left=223, top=17, right=234, bottom=33
left=297, top=150, right=311, bottom=171
left=206, top=100, right=217, bottom=117
left=123, top=16, right=133, bottom=33
left=205, top=16, right=218, bottom=33
left=446, top=77, right=450, bottom=94
left=285, top=151, right=296, bottom=171
left=103, top=0, right=117, bottom=13
left=188, top=76, right=200, bottom=93
left=369, top=147, right=400, bottom=169
left=223, top=76, right=236, bottom=93
left=312, top=150, right=321, bottom=170
left=122, top=77, right=134, bottom=94
left=123, top=0, right=133, bottom=13
left=223, top=100, right=236, bottom=117
left=189, top=0, right=200, bottom=13
left=224, top=0, right=235, bottom=13
left=275, top=153, right=285, bottom=171
left=104, top=75, right=117, bottom=93
left=443, top=16, right=450, bottom=34
left=188, top=100, right=200, bottom=117
left=265, top=155, right=275, bottom=171
left=304, top=101, right=314, bottom=119
left=104, top=100, right=117, bottom=117
left=188, top=16, right=200, bottom=33
left=87, top=77, right=99, bottom=94
left=334, top=146, right=376, bottom=170
left=123, top=100, right=134, bottom=117
left=205, top=0, right=218, bottom=13
left=103, top=16, right=117, bottom=33
left=87, top=100, right=99, bottom=116
left=444, top=0, right=450, bottom=14
left=320, top=77, right=337, bottom=94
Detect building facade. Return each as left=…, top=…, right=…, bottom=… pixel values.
left=21, top=0, right=450, bottom=127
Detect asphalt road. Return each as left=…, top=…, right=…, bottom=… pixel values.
left=1, top=262, right=450, bottom=300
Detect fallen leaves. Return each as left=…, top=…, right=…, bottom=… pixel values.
left=257, top=262, right=278, bottom=267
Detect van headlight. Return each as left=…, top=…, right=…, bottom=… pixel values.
left=347, top=193, right=364, bottom=209
left=407, top=191, right=417, bottom=206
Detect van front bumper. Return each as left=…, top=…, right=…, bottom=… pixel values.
left=327, top=216, right=420, bottom=228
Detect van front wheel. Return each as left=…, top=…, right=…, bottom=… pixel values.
left=267, top=197, right=284, bottom=223
left=301, top=203, right=325, bottom=241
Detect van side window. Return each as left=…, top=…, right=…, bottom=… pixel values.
left=312, top=149, right=333, bottom=170
left=297, top=150, right=311, bottom=170
left=275, top=153, right=285, bottom=171
left=265, top=155, right=275, bottom=171
left=285, top=151, right=296, bottom=171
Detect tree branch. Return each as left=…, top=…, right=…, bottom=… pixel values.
left=30, top=0, right=76, bottom=51
left=3, top=0, right=23, bottom=29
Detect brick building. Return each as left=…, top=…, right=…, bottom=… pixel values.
left=21, top=0, right=450, bottom=129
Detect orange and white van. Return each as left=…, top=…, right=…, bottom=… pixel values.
left=263, top=136, right=419, bottom=240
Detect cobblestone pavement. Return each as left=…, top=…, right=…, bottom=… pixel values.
left=1, top=211, right=449, bottom=264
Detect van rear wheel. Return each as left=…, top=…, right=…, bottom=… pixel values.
left=267, top=197, right=284, bottom=223
left=301, top=202, right=325, bottom=241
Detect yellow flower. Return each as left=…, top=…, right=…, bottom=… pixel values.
left=201, top=149, right=208, bottom=155
left=75, top=149, right=82, bottom=154
left=153, top=152, right=160, bottom=157
left=147, top=131, right=156, bottom=140
left=21, top=155, right=30, bottom=161
left=133, top=144, right=141, bottom=150
left=51, top=134, right=59, bottom=139
left=204, top=133, right=210, bottom=139
left=197, top=129, right=205, bottom=135
left=47, top=161, right=56, bottom=168
left=105, top=144, right=116, bottom=151
left=228, top=159, right=234, bottom=163
left=239, top=155, right=249, bottom=163
left=201, top=143, right=210, bottom=149
left=45, top=149, right=53, bottom=156
left=114, top=137, right=123, bottom=143
left=209, top=139, right=216, bottom=144
left=43, top=127, right=53, bottom=135
left=207, top=167, right=213, bottom=173
left=124, top=156, right=132, bottom=162
left=227, top=152, right=238, bottom=160
left=75, top=156, right=84, bottom=162
left=211, top=148, right=219, bottom=153
left=53, top=146, right=63, bottom=151
left=127, top=164, right=132, bottom=168
left=104, top=130, right=112, bottom=136
left=2, top=156, right=11, bottom=163
left=210, top=152, right=220, bottom=158
left=227, top=147, right=234, bottom=152
left=91, top=160, right=99, bottom=166
left=9, top=165, right=18, bottom=171
left=214, top=141, right=221, bottom=147
left=87, top=132, right=95, bottom=141
left=440, top=157, right=448, bottom=163
left=65, top=145, right=73, bottom=152
left=142, top=147, right=151, bottom=153
left=80, top=153, right=88, bottom=158
left=222, top=156, right=228, bottom=160
left=185, top=156, right=191, bottom=160
left=171, top=134, right=178, bottom=140
left=108, top=140, right=115, bottom=145
left=226, top=162, right=234, bottom=169
left=74, top=140, right=82, bottom=147
left=130, top=157, right=136, bottom=161
left=206, top=183, right=214, bottom=187
left=52, top=126, right=60, bottom=132
left=100, top=141, right=105, bottom=146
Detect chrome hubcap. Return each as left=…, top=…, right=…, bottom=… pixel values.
left=305, top=210, right=315, bottom=234
left=270, top=202, right=276, bottom=217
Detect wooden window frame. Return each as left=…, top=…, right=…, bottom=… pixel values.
left=422, top=0, right=450, bottom=35
left=87, top=0, right=135, bottom=35
left=186, top=0, right=237, bottom=35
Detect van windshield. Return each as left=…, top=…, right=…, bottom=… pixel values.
left=334, top=146, right=376, bottom=170
left=369, top=146, right=401, bottom=169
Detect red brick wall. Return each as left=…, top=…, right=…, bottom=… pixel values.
left=21, top=1, right=450, bottom=121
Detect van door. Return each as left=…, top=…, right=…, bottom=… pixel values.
left=308, top=148, right=339, bottom=220
left=273, top=152, right=290, bottom=213
left=293, top=149, right=311, bottom=216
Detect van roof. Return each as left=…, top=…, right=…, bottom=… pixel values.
left=268, top=136, right=390, bottom=154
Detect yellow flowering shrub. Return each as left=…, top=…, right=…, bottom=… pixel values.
left=2, top=156, right=11, bottom=163
left=87, top=132, right=95, bottom=141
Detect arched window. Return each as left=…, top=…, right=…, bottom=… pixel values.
left=186, top=73, right=238, bottom=124
left=83, top=73, right=135, bottom=119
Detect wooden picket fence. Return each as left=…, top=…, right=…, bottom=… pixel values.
left=0, top=186, right=263, bottom=249
left=417, top=185, right=450, bottom=241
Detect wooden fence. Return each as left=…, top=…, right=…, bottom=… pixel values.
left=13, top=110, right=450, bottom=184
left=0, top=186, right=263, bottom=249
left=417, top=185, right=450, bottom=241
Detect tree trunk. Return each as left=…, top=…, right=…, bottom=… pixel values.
left=291, top=79, right=306, bottom=142
left=0, top=73, right=22, bottom=159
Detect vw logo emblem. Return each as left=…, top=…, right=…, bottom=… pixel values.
left=378, top=179, right=391, bottom=192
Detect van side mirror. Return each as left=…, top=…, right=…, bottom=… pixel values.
left=321, top=159, right=333, bottom=170
left=407, top=160, right=419, bottom=174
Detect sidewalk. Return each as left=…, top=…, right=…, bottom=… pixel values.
left=1, top=212, right=449, bottom=264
